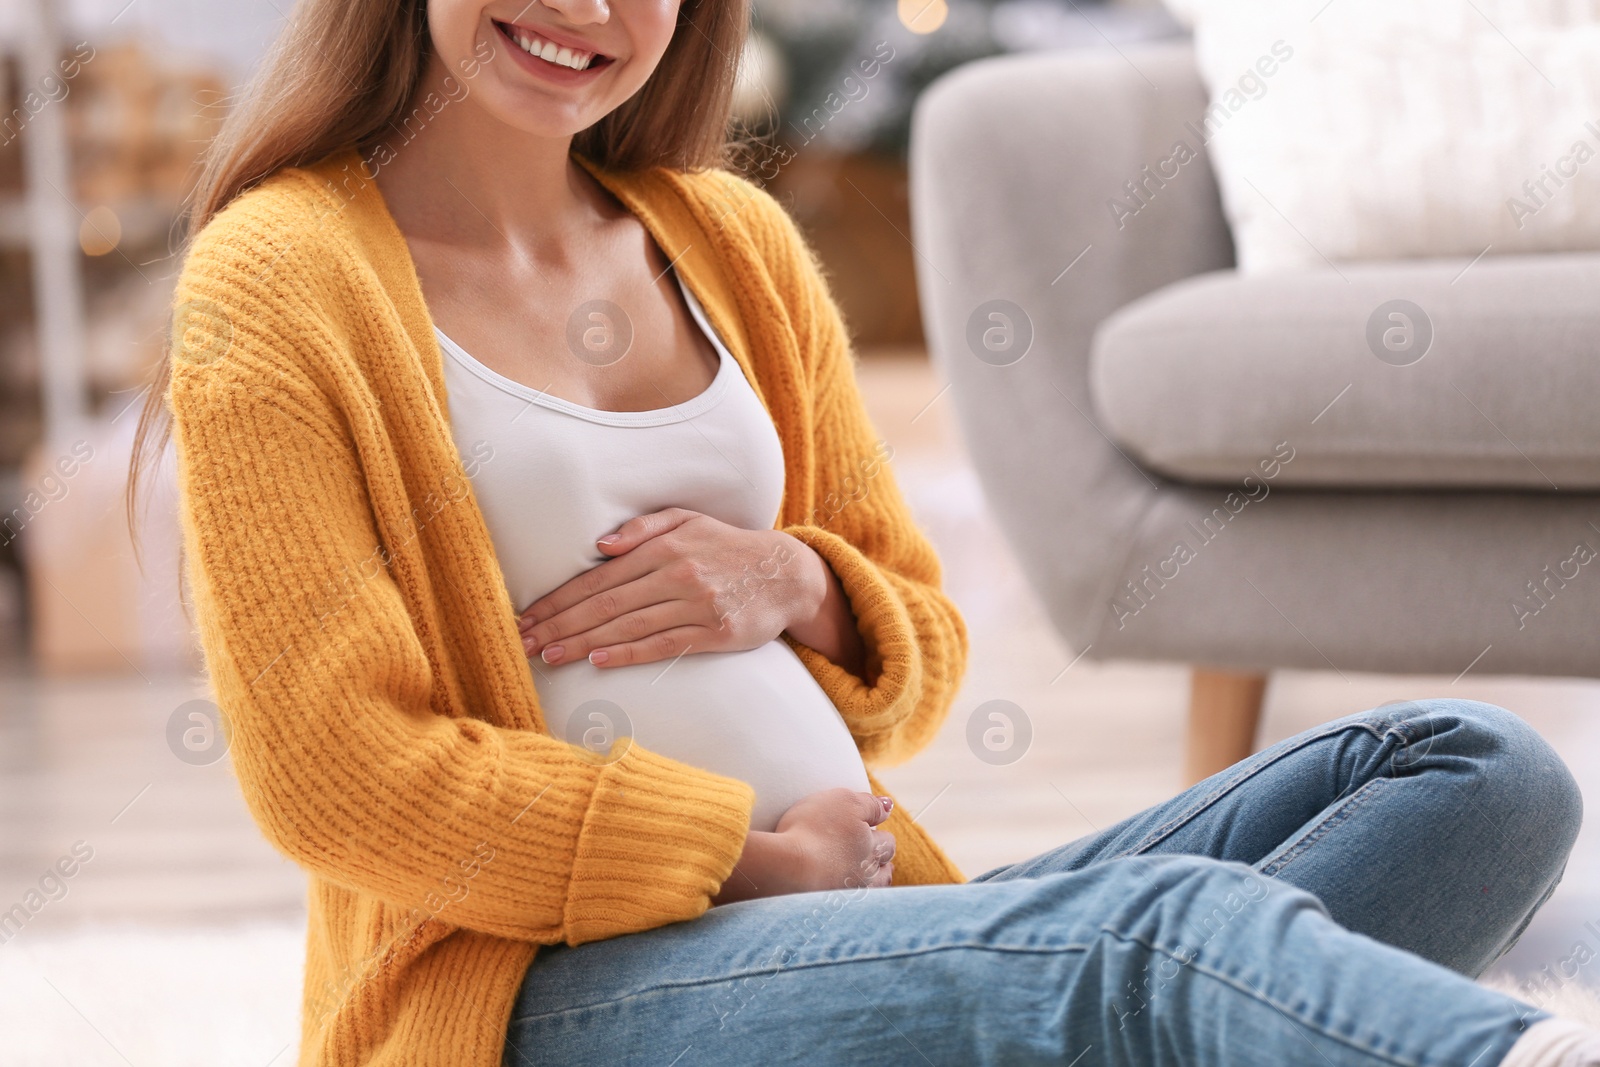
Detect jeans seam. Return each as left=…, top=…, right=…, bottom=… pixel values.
left=1130, top=719, right=1392, bottom=856
left=508, top=940, right=1102, bottom=1024
left=1255, top=777, right=1390, bottom=878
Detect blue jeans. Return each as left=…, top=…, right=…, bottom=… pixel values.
left=504, top=699, right=1582, bottom=1066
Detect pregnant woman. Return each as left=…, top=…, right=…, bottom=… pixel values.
left=134, top=1, right=1594, bottom=1065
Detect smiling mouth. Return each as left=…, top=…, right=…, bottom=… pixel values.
left=492, top=19, right=613, bottom=72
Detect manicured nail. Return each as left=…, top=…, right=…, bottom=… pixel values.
left=589, top=649, right=609, bottom=665
left=522, top=636, right=535, bottom=656
left=597, top=534, right=620, bottom=546
left=541, top=645, right=564, bottom=664
left=878, top=796, right=894, bottom=814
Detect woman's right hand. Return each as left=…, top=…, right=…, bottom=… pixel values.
left=711, top=789, right=896, bottom=906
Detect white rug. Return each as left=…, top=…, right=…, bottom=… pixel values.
left=0, top=921, right=303, bottom=1066
left=1484, top=973, right=1600, bottom=1030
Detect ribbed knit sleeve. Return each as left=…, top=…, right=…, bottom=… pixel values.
left=167, top=195, right=753, bottom=948
left=737, top=181, right=970, bottom=767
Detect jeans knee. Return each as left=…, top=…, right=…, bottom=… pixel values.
left=1104, top=855, right=1325, bottom=952
left=1397, top=698, right=1583, bottom=863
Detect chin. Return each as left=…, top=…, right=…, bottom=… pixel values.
left=483, top=100, right=598, bottom=142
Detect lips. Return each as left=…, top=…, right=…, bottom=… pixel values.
left=491, top=18, right=614, bottom=72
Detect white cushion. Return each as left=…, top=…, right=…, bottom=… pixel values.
left=1166, top=0, right=1600, bottom=273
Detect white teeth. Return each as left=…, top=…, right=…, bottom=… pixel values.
left=503, top=25, right=596, bottom=71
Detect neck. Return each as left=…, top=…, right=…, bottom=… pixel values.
left=371, top=55, right=606, bottom=257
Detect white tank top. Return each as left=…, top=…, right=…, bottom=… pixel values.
left=436, top=270, right=871, bottom=831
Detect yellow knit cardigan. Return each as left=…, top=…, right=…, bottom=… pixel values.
left=167, top=147, right=967, bottom=1067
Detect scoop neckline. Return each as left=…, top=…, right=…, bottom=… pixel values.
left=434, top=269, right=736, bottom=428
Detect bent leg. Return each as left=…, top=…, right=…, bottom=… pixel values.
left=506, top=855, right=1544, bottom=1067
left=973, top=699, right=1583, bottom=976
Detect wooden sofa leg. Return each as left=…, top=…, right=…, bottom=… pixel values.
left=1184, top=668, right=1268, bottom=787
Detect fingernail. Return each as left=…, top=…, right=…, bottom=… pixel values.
left=541, top=645, right=564, bottom=664
left=522, top=637, right=535, bottom=656
left=597, top=534, right=620, bottom=546
left=589, top=649, right=609, bottom=665
left=878, top=796, right=894, bottom=814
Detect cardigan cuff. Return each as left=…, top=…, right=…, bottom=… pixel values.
left=781, top=524, right=920, bottom=742
left=561, top=738, right=754, bottom=945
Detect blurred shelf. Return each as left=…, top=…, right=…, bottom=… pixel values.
left=0, top=190, right=180, bottom=250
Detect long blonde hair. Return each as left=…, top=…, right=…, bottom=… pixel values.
left=128, top=0, right=751, bottom=533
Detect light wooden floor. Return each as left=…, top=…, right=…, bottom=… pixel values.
left=3, top=352, right=1598, bottom=985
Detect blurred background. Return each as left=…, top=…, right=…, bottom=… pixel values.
left=3, top=0, right=1599, bottom=1063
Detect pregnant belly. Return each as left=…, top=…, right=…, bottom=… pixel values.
left=530, top=641, right=870, bottom=832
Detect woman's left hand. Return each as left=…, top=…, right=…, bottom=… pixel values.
left=519, top=508, right=829, bottom=668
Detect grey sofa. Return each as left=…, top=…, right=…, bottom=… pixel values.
left=909, top=43, right=1600, bottom=777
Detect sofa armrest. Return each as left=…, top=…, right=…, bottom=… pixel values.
left=909, top=42, right=1234, bottom=652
